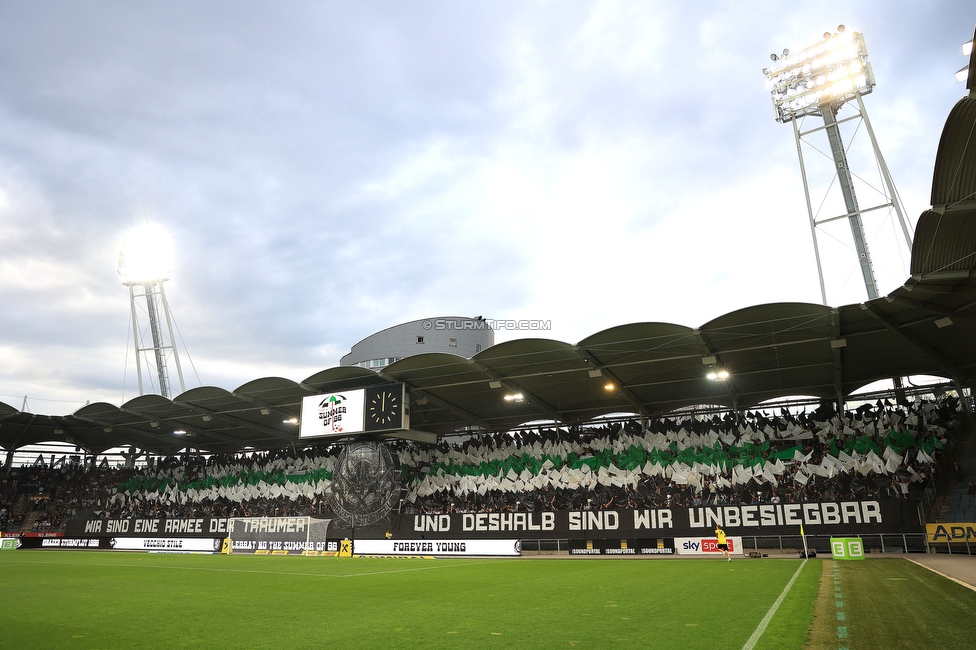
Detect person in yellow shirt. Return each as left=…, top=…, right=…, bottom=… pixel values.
left=716, top=525, right=731, bottom=562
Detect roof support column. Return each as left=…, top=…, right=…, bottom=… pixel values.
left=830, top=308, right=846, bottom=415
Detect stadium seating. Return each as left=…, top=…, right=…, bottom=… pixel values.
left=0, top=396, right=961, bottom=530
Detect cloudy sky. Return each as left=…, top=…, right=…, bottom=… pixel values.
left=1, top=1, right=972, bottom=415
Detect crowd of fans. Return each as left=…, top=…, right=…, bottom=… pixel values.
left=0, top=396, right=963, bottom=531
left=400, top=398, right=953, bottom=514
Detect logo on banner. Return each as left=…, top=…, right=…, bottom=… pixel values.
left=319, top=394, right=349, bottom=433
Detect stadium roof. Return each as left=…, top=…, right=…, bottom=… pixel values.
left=3, top=95, right=976, bottom=457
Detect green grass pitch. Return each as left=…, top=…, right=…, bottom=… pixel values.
left=1, top=551, right=817, bottom=649
left=1, top=551, right=973, bottom=649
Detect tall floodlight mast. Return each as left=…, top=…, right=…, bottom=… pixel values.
left=118, top=226, right=185, bottom=398
left=763, top=25, right=914, bottom=305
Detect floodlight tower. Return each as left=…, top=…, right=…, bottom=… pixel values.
left=763, top=25, right=914, bottom=305
left=118, top=229, right=185, bottom=398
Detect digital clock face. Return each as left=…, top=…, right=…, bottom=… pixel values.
left=364, top=385, right=404, bottom=432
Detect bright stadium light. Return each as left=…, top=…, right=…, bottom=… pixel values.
left=118, top=223, right=185, bottom=399
left=118, top=223, right=174, bottom=285
left=764, top=25, right=875, bottom=123
left=504, top=393, right=524, bottom=402
left=762, top=24, right=914, bottom=307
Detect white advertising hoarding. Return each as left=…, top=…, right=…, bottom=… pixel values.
left=354, top=539, right=521, bottom=557
left=110, top=537, right=221, bottom=552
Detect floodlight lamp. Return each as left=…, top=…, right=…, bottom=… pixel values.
left=957, top=66, right=970, bottom=83
left=283, top=417, right=299, bottom=425
left=965, top=40, right=974, bottom=57
left=174, top=429, right=187, bottom=435
left=118, top=223, right=174, bottom=285
left=706, top=372, right=718, bottom=381
left=604, top=383, right=615, bottom=391
left=763, top=27, right=874, bottom=123
left=504, top=393, right=524, bottom=402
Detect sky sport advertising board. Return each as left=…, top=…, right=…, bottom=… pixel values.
left=674, top=536, right=743, bottom=556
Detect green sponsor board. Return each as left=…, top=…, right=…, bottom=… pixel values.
left=1, top=538, right=18, bottom=550
left=830, top=537, right=865, bottom=560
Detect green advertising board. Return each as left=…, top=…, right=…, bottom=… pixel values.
left=1, top=538, right=18, bottom=551
left=830, top=537, right=864, bottom=560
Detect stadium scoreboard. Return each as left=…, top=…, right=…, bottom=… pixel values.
left=299, top=383, right=407, bottom=438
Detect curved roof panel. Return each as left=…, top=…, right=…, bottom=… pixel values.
left=931, top=96, right=976, bottom=209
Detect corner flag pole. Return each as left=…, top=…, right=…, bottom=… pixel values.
left=800, top=523, right=809, bottom=558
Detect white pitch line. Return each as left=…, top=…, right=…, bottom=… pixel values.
left=741, top=559, right=808, bottom=650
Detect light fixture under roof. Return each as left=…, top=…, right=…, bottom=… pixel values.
left=504, top=393, right=524, bottom=402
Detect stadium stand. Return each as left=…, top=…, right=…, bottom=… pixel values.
left=0, top=396, right=961, bottom=532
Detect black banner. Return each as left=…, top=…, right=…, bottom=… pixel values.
left=65, top=499, right=921, bottom=542
left=65, top=517, right=230, bottom=538
left=392, top=499, right=921, bottom=539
